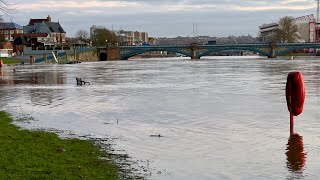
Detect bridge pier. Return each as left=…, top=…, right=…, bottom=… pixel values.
left=98, top=45, right=120, bottom=61
left=191, top=43, right=200, bottom=59
left=269, top=42, right=277, bottom=58
left=191, top=51, right=200, bottom=59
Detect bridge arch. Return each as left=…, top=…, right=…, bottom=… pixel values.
left=120, top=47, right=192, bottom=60
left=99, top=52, right=107, bottom=61
left=199, top=47, right=270, bottom=58
left=276, top=45, right=320, bottom=56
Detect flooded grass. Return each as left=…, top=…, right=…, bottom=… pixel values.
left=0, top=111, right=119, bottom=179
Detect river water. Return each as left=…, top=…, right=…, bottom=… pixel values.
left=1, top=56, right=320, bottom=179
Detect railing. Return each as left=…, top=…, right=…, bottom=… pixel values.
left=35, top=47, right=96, bottom=63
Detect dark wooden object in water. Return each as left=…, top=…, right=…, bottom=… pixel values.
left=76, top=77, right=90, bottom=85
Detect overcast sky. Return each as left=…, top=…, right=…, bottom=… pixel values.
left=5, top=0, right=319, bottom=37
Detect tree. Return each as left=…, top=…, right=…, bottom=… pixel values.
left=273, top=16, right=300, bottom=43
left=75, top=30, right=89, bottom=43
left=258, top=32, right=265, bottom=42
left=91, top=28, right=119, bottom=46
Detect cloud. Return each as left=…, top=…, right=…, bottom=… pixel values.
left=7, top=0, right=319, bottom=37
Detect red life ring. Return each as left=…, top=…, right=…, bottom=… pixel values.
left=286, top=72, right=305, bottom=116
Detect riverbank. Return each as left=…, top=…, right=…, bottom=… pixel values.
left=1, top=58, right=22, bottom=65
left=270, top=56, right=320, bottom=60
left=0, top=111, right=119, bottom=179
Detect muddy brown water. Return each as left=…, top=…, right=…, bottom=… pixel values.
left=1, top=56, right=320, bottom=179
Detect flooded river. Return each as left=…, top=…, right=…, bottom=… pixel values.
left=1, top=57, right=320, bottom=179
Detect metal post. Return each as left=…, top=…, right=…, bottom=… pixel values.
left=317, top=0, right=320, bottom=24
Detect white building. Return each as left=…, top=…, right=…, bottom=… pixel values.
left=259, top=14, right=318, bottom=43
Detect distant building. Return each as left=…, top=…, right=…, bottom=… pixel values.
left=207, top=40, right=217, bottom=45
left=259, top=14, right=318, bottom=43
left=91, top=25, right=149, bottom=46
left=90, top=25, right=105, bottom=39
left=148, top=37, right=156, bottom=45
left=259, top=23, right=278, bottom=43
left=23, top=15, right=66, bottom=45
left=13, top=33, right=51, bottom=52
left=0, top=41, right=13, bottom=57
left=116, top=30, right=135, bottom=45
left=0, top=22, right=23, bottom=42
left=116, top=30, right=148, bottom=45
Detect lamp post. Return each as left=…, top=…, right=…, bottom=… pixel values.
left=73, top=42, right=76, bottom=61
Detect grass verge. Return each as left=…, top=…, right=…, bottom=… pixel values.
left=0, top=111, right=119, bottom=179
left=1, top=58, right=22, bottom=64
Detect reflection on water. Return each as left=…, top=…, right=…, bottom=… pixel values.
left=286, top=133, right=306, bottom=173
left=0, top=66, right=65, bottom=86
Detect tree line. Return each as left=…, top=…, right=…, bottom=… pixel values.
left=74, top=29, right=119, bottom=46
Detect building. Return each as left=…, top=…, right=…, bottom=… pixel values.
left=0, top=41, right=13, bottom=57
left=259, top=14, right=318, bottom=43
left=0, top=22, right=23, bottom=42
left=148, top=37, right=156, bottom=45
left=116, top=30, right=149, bottom=45
left=23, top=15, right=66, bottom=45
left=259, top=23, right=278, bottom=43
left=114, top=30, right=135, bottom=45
left=91, top=25, right=150, bottom=46
left=13, top=33, right=52, bottom=53
left=90, top=25, right=105, bottom=39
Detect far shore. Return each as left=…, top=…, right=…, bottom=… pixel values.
left=2, top=55, right=320, bottom=65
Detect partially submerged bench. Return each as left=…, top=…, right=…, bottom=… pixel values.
left=76, top=77, right=90, bottom=86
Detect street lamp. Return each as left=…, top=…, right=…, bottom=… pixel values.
left=106, top=39, right=108, bottom=46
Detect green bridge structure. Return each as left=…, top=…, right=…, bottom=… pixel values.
left=35, top=42, right=320, bottom=62
left=116, top=42, right=320, bottom=60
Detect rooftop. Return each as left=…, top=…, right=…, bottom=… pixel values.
left=0, top=22, right=23, bottom=30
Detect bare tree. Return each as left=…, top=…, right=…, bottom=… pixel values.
left=75, top=30, right=89, bottom=42
left=273, top=16, right=300, bottom=43
left=0, top=0, right=15, bottom=15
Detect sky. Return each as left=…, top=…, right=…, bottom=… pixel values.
left=4, top=0, right=319, bottom=38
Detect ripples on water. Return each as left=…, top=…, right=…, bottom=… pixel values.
left=1, top=57, right=320, bottom=179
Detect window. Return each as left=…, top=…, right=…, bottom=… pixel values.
left=10, top=30, right=14, bottom=34
left=4, top=30, right=8, bottom=34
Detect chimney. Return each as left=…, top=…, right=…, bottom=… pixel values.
left=47, top=15, right=51, bottom=22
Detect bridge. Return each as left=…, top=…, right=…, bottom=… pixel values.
left=34, top=42, right=320, bottom=62
left=98, top=42, right=320, bottom=60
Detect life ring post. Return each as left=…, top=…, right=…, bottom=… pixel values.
left=290, top=113, right=294, bottom=135
left=286, top=72, right=306, bottom=135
